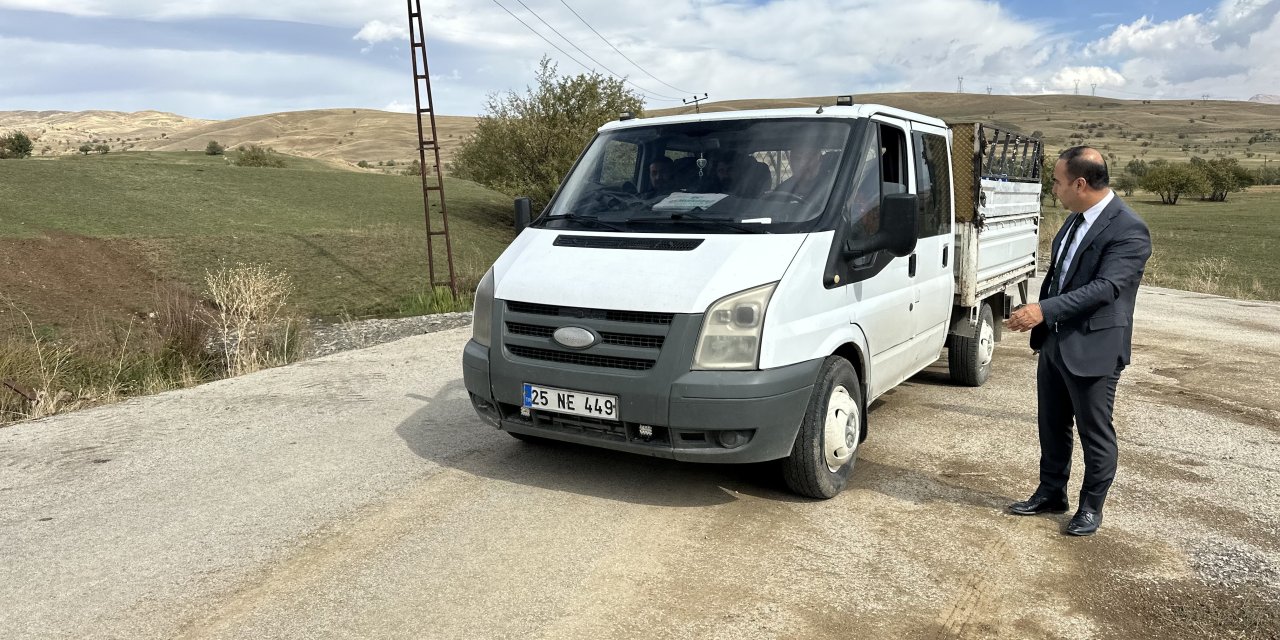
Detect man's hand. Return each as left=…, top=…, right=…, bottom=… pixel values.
left=1005, top=303, right=1044, bottom=333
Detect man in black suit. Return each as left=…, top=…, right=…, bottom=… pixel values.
left=1004, top=146, right=1152, bottom=536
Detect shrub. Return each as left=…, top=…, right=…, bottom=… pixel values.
left=206, top=140, right=225, bottom=155
left=0, top=130, right=34, bottom=159
left=452, top=56, right=645, bottom=211
left=204, top=264, right=306, bottom=376
left=357, top=160, right=370, bottom=168
left=233, top=144, right=287, bottom=168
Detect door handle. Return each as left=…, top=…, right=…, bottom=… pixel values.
left=942, top=245, right=949, bottom=267
left=909, top=253, right=918, bottom=278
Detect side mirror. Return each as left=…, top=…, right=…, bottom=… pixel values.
left=513, top=197, right=532, bottom=232
left=880, top=193, right=918, bottom=258
left=841, top=193, right=918, bottom=259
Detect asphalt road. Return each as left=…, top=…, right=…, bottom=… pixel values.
left=2, top=285, right=1278, bottom=639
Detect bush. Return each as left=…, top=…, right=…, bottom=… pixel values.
left=357, top=160, right=370, bottom=168
left=451, top=56, right=645, bottom=211
left=206, top=140, right=225, bottom=155
left=0, top=130, right=34, bottom=159
left=94, top=144, right=110, bottom=154
left=204, top=264, right=305, bottom=376
left=233, top=144, right=287, bottom=168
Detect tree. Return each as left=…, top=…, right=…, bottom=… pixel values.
left=451, top=57, right=645, bottom=210
left=1140, top=162, right=1208, bottom=205
left=1125, top=158, right=1148, bottom=177
left=1191, top=157, right=1253, bottom=202
left=206, top=140, right=225, bottom=155
left=94, top=143, right=110, bottom=154
left=1040, top=156, right=1057, bottom=206
left=78, top=143, right=94, bottom=155
left=1111, top=174, right=1138, bottom=197
left=0, top=130, right=34, bottom=159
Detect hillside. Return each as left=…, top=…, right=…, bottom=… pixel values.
left=4, top=93, right=1280, bottom=171
left=0, top=109, right=477, bottom=168
left=0, top=152, right=513, bottom=333
left=652, top=93, right=1280, bottom=169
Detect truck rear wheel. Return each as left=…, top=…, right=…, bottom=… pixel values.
left=782, top=356, right=863, bottom=499
left=949, top=302, right=994, bottom=387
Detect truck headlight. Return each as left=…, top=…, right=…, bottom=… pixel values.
left=472, top=267, right=495, bottom=347
left=692, top=282, right=776, bottom=370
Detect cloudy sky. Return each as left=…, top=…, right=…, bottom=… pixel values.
left=1, top=0, right=1277, bottom=120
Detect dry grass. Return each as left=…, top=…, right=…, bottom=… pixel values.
left=205, top=264, right=306, bottom=376
left=1, top=266, right=309, bottom=425
left=0, top=296, right=212, bottom=423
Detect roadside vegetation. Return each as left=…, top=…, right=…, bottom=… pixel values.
left=0, top=149, right=513, bottom=424
left=1, top=264, right=302, bottom=422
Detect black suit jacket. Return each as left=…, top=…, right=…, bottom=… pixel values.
left=1031, top=194, right=1152, bottom=377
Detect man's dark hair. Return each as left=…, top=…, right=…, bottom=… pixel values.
left=1059, top=146, right=1109, bottom=189
left=650, top=156, right=674, bottom=168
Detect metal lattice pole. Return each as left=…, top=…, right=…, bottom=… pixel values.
left=407, top=0, right=457, bottom=296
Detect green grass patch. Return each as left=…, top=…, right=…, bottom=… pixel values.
left=0, top=151, right=514, bottom=320
left=1040, top=187, right=1280, bottom=300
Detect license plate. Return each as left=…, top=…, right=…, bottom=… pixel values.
left=522, top=384, right=619, bottom=421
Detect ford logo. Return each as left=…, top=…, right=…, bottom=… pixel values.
left=553, top=326, right=597, bottom=349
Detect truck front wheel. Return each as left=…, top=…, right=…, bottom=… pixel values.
left=782, top=357, right=863, bottom=499
left=949, top=302, right=994, bottom=387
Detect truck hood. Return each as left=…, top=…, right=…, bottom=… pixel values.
left=492, top=229, right=808, bottom=314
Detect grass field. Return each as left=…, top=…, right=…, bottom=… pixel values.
left=1039, top=186, right=1280, bottom=300
left=0, top=151, right=515, bottom=332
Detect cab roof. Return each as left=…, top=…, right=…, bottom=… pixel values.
left=599, top=104, right=949, bottom=133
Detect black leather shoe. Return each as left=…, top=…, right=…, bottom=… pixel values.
left=1065, top=510, right=1102, bottom=536
left=1009, top=493, right=1069, bottom=516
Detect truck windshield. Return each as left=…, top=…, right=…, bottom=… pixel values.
left=537, top=118, right=853, bottom=234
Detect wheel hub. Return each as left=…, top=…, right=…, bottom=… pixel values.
left=978, top=318, right=995, bottom=368
left=823, top=385, right=859, bottom=473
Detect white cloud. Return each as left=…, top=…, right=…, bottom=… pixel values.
left=354, top=20, right=407, bottom=46
left=1047, top=66, right=1127, bottom=93
left=1085, top=0, right=1280, bottom=97
left=384, top=100, right=414, bottom=113
left=4, top=0, right=1279, bottom=115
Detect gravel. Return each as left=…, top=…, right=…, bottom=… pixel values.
left=302, top=312, right=473, bottom=359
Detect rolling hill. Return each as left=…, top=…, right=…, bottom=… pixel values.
left=4, top=92, right=1280, bottom=171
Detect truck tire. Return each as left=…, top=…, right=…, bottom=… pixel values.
left=949, top=302, right=994, bottom=387
left=782, top=356, right=863, bottom=499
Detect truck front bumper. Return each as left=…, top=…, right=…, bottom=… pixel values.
left=463, top=339, right=821, bottom=464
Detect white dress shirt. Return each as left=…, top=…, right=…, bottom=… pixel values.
left=1057, top=189, right=1114, bottom=291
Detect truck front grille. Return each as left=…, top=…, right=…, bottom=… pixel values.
left=501, top=301, right=673, bottom=373
left=506, top=322, right=664, bottom=349
left=506, top=301, right=673, bottom=325
left=507, top=345, right=655, bottom=371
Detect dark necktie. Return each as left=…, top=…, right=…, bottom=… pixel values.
left=1047, top=214, right=1084, bottom=298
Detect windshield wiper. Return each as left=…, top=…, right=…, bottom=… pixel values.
left=627, top=212, right=771, bottom=234
left=533, top=213, right=628, bottom=231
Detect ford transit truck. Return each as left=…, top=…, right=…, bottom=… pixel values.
left=462, top=99, right=1042, bottom=498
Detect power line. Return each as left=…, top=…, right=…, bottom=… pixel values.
left=507, top=0, right=682, bottom=101
left=556, top=0, right=694, bottom=95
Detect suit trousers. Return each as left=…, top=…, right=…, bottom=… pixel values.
left=1036, top=332, right=1123, bottom=513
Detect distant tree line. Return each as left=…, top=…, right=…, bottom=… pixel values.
left=1125, top=157, right=1255, bottom=204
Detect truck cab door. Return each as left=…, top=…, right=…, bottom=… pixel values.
left=847, top=117, right=917, bottom=399
left=907, top=126, right=956, bottom=367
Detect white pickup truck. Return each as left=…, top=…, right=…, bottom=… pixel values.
left=463, top=99, right=1042, bottom=498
